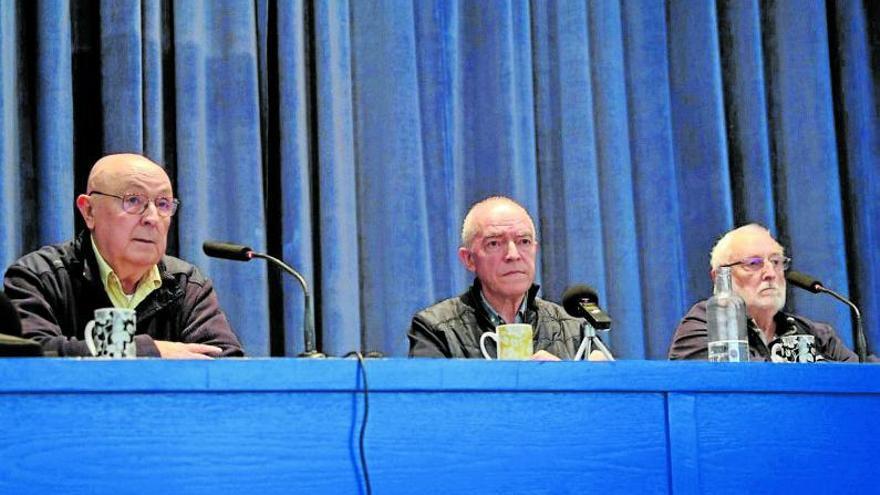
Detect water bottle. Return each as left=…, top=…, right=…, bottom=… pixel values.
left=706, top=266, right=749, bottom=362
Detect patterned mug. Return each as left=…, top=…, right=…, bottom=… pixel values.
left=85, top=308, right=137, bottom=358
left=770, top=334, right=816, bottom=363
left=479, top=324, right=534, bottom=360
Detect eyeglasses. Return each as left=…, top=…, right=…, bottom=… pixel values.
left=722, top=255, right=791, bottom=272
left=88, top=191, right=180, bottom=217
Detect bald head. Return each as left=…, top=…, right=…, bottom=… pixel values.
left=87, top=153, right=171, bottom=194
left=460, top=196, right=536, bottom=249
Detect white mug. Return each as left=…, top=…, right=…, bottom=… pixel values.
left=85, top=308, right=137, bottom=358
left=479, top=324, right=534, bottom=360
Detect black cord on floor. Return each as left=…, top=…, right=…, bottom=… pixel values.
left=354, top=352, right=372, bottom=495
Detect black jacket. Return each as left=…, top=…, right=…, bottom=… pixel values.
left=3, top=231, right=244, bottom=357
left=668, top=299, right=856, bottom=362
left=408, top=279, right=584, bottom=359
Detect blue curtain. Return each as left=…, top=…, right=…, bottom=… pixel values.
left=1, top=0, right=877, bottom=359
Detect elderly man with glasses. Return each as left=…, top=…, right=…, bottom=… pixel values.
left=668, top=224, right=856, bottom=362
left=3, top=153, right=243, bottom=358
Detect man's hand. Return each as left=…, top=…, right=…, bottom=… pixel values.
left=530, top=349, right=561, bottom=361
left=588, top=349, right=611, bottom=361
left=154, top=340, right=222, bottom=359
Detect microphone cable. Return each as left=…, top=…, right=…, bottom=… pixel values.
left=347, top=351, right=372, bottom=495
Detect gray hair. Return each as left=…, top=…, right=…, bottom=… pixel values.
left=709, top=223, right=780, bottom=269
left=460, top=196, right=535, bottom=248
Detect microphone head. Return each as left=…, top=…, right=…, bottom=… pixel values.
left=202, top=241, right=254, bottom=262
left=562, top=284, right=600, bottom=315
left=785, top=270, right=823, bottom=293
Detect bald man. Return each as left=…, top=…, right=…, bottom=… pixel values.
left=668, top=224, right=855, bottom=362
left=4, top=153, right=243, bottom=358
left=408, top=196, right=585, bottom=360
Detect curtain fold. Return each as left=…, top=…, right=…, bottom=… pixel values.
left=831, top=0, right=880, bottom=353
left=274, top=0, right=315, bottom=356
left=350, top=0, right=434, bottom=355
left=765, top=0, right=852, bottom=341
left=1, top=0, right=877, bottom=358
left=0, top=0, right=25, bottom=269
left=173, top=0, right=270, bottom=355
left=667, top=0, right=734, bottom=305
left=35, top=0, right=74, bottom=245
left=531, top=0, right=610, bottom=337
left=413, top=0, right=463, bottom=303
left=621, top=1, right=687, bottom=358
left=587, top=0, right=645, bottom=356
left=718, top=0, right=776, bottom=229
left=313, top=0, right=361, bottom=356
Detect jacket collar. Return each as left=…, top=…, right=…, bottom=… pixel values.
left=462, top=278, right=540, bottom=326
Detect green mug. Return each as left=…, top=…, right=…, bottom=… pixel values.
left=479, top=324, right=534, bottom=360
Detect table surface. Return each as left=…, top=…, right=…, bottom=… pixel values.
left=1, top=359, right=878, bottom=495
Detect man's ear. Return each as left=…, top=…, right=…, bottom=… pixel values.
left=75, top=194, right=96, bottom=229
left=708, top=268, right=716, bottom=282
left=458, top=247, right=476, bottom=273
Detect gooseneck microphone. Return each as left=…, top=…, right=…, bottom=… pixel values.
left=203, top=241, right=324, bottom=358
left=562, top=285, right=612, bottom=330
left=785, top=271, right=824, bottom=294
left=786, top=270, right=867, bottom=363
left=202, top=242, right=253, bottom=262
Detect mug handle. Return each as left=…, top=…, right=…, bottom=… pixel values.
left=84, top=320, right=98, bottom=356
left=479, top=332, right=498, bottom=360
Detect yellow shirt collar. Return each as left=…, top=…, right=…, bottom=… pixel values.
left=91, top=235, right=162, bottom=310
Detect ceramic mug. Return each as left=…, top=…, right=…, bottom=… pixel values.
left=479, top=324, right=534, bottom=360
left=85, top=308, right=137, bottom=358
left=770, top=334, right=816, bottom=363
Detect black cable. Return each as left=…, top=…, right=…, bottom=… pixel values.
left=354, top=352, right=372, bottom=495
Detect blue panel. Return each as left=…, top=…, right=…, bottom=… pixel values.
left=370, top=391, right=669, bottom=493
left=686, top=392, right=880, bottom=493
left=2, top=360, right=880, bottom=494
left=667, top=393, right=699, bottom=495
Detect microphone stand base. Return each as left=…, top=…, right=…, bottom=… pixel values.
left=298, top=350, right=327, bottom=358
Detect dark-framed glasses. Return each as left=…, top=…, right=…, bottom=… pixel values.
left=88, top=191, right=180, bottom=217
left=722, top=255, right=791, bottom=272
